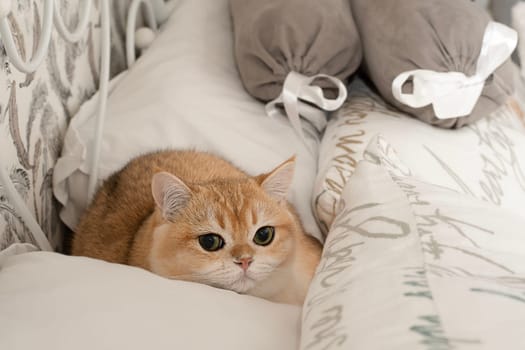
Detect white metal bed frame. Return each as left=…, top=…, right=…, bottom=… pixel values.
left=0, top=0, right=176, bottom=252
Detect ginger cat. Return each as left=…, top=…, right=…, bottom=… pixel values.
left=72, top=150, right=321, bottom=305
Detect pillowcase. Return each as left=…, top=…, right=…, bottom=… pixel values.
left=314, top=78, right=525, bottom=233
left=0, top=252, right=300, bottom=350
left=350, top=0, right=517, bottom=128
left=53, top=0, right=322, bottom=240
left=302, top=136, right=525, bottom=349
left=230, top=0, right=361, bottom=102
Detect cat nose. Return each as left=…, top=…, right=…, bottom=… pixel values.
left=233, top=257, right=253, bottom=271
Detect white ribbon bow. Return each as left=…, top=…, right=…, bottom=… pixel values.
left=266, top=71, right=347, bottom=154
left=392, top=21, right=518, bottom=120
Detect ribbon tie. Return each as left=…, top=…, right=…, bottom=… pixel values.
left=392, top=21, right=518, bottom=120
left=266, top=71, right=347, bottom=154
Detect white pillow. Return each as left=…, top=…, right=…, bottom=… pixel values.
left=0, top=252, right=300, bottom=350
left=302, top=136, right=525, bottom=350
left=53, top=0, right=320, bottom=239
left=314, top=78, right=525, bottom=232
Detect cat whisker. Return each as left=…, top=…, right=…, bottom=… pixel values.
left=174, top=267, right=241, bottom=285
left=166, top=268, right=227, bottom=281
left=165, top=274, right=200, bottom=281
left=199, top=268, right=235, bottom=278
left=166, top=274, right=232, bottom=290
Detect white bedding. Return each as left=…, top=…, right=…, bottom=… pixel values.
left=303, top=136, right=525, bottom=350
left=5, top=135, right=525, bottom=349
left=5, top=0, right=521, bottom=349
left=0, top=252, right=300, bottom=350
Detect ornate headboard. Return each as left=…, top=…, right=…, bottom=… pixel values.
left=0, top=0, right=174, bottom=255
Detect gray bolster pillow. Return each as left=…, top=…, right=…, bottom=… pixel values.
left=350, top=0, right=516, bottom=128
left=230, top=0, right=362, bottom=102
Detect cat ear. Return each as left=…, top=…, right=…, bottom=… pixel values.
left=258, top=156, right=296, bottom=202
left=151, top=172, right=192, bottom=221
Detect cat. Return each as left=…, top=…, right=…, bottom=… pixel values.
left=72, top=150, right=322, bottom=305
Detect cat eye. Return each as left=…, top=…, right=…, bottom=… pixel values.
left=198, top=234, right=225, bottom=252
left=253, top=226, right=275, bottom=246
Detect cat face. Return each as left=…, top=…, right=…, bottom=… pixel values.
left=148, top=158, right=299, bottom=295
